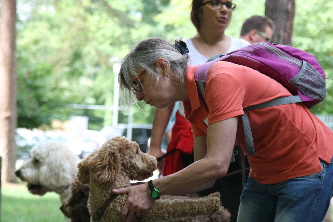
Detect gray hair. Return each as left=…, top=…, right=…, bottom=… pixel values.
left=119, top=37, right=189, bottom=107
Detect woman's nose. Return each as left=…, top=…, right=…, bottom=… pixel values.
left=135, top=91, right=144, bottom=101
left=220, top=4, right=228, bottom=12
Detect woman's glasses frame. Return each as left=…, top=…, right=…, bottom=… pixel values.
left=131, top=70, right=145, bottom=93
left=200, top=0, right=236, bottom=11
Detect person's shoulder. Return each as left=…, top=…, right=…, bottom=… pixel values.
left=185, top=38, right=208, bottom=65
left=228, top=36, right=250, bottom=53
left=185, top=38, right=193, bottom=46
left=229, top=36, right=250, bottom=44
left=185, top=38, right=191, bottom=42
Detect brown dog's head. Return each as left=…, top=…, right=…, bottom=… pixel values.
left=116, top=136, right=157, bottom=181
left=77, top=136, right=157, bottom=184
left=60, top=178, right=90, bottom=222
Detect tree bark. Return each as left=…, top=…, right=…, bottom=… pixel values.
left=265, top=0, right=295, bottom=45
left=0, top=0, right=17, bottom=183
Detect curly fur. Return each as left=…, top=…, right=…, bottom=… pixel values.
left=61, top=180, right=231, bottom=222
left=173, top=206, right=231, bottom=222
left=15, top=140, right=81, bottom=203
left=78, top=136, right=230, bottom=222
left=61, top=177, right=90, bottom=222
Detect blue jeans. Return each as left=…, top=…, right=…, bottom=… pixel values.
left=237, top=158, right=333, bottom=222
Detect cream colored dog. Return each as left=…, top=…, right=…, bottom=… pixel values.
left=78, top=136, right=230, bottom=222
left=15, top=140, right=81, bottom=203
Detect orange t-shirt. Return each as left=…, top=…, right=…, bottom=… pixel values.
left=183, top=61, right=333, bottom=184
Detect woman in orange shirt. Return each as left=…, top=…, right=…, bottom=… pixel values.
left=114, top=37, right=333, bottom=222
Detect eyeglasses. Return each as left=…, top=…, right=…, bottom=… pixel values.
left=257, top=31, right=271, bottom=42
left=200, top=0, right=236, bottom=11
left=131, top=70, right=145, bottom=93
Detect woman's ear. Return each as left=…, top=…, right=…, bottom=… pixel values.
left=156, top=58, right=169, bottom=74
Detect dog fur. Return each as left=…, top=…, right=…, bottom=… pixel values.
left=15, top=140, right=81, bottom=203
left=60, top=177, right=90, bottom=222
left=61, top=180, right=231, bottom=222
left=77, top=136, right=230, bottom=222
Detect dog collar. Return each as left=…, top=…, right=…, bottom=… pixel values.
left=148, top=180, right=160, bottom=199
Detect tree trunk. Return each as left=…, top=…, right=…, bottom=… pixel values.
left=0, top=0, right=17, bottom=183
left=265, top=0, right=295, bottom=45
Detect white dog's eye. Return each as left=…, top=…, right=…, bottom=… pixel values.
left=33, top=158, right=40, bottom=165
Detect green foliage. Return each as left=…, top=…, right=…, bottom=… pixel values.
left=293, top=0, right=333, bottom=114
left=15, top=0, right=333, bottom=130
left=17, top=48, right=74, bottom=128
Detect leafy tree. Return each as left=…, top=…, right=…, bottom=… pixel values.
left=293, top=0, right=333, bottom=113
left=16, top=0, right=165, bottom=129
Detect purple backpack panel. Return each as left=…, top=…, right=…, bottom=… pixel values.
left=195, top=42, right=326, bottom=109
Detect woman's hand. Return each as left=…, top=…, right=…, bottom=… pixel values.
left=112, top=183, right=155, bottom=222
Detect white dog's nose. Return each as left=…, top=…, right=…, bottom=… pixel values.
left=15, top=169, right=21, bottom=177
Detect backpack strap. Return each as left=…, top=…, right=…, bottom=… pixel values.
left=242, top=95, right=302, bottom=155
left=243, top=95, right=302, bottom=111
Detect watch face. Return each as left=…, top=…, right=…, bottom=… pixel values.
left=150, top=191, right=160, bottom=199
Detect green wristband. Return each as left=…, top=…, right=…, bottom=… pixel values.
left=148, top=180, right=160, bottom=199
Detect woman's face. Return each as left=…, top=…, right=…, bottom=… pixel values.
left=198, top=0, right=234, bottom=30
left=132, top=70, right=177, bottom=109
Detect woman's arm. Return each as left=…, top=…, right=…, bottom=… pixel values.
left=148, top=104, right=174, bottom=156
left=113, top=117, right=238, bottom=222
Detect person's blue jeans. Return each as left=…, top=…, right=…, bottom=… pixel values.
left=237, top=158, right=333, bottom=222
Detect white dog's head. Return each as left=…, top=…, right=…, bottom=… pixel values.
left=15, top=140, right=81, bottom=200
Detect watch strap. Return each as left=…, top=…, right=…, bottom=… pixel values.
left=148, top=180, right=160, bottom=199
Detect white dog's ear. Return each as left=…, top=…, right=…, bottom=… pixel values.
left=77, top=159, right=91, bottom=184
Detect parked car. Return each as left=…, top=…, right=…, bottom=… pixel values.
left=100, top=124, right=152, bottom=153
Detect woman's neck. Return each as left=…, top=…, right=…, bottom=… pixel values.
left=196, top=32, right=227, bottom=45
left=198, top=23, right=228, bottom=42
left=192, top=31, right=231, bottom=57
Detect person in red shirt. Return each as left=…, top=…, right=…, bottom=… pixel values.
left=114, top=37, right=333, bottom=222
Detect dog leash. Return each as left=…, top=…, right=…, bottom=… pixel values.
left=93, top=193, right=119, bottom=221
left=156, top=148, right=178, bottom=162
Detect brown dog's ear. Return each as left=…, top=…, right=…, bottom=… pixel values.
left=93, top=146, right=121, bottom=183
left=77, top=158, right=91, bottom=184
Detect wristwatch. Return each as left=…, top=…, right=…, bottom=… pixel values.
left=148, top=180, right=160, bottom=199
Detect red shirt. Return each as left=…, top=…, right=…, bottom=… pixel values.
left=163, top=111, right=193, bottom=176
left=183, top=61, right=333, bottom=184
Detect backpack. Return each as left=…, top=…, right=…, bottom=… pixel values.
left=194, top=42, right=327, bottom=155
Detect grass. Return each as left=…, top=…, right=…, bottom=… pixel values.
left=1, top=182, right=67, bottom=222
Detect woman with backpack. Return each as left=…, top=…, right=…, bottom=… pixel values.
left=148, top=1, right=249, bottom=220
left=113, top=37, right=333, bottom=222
